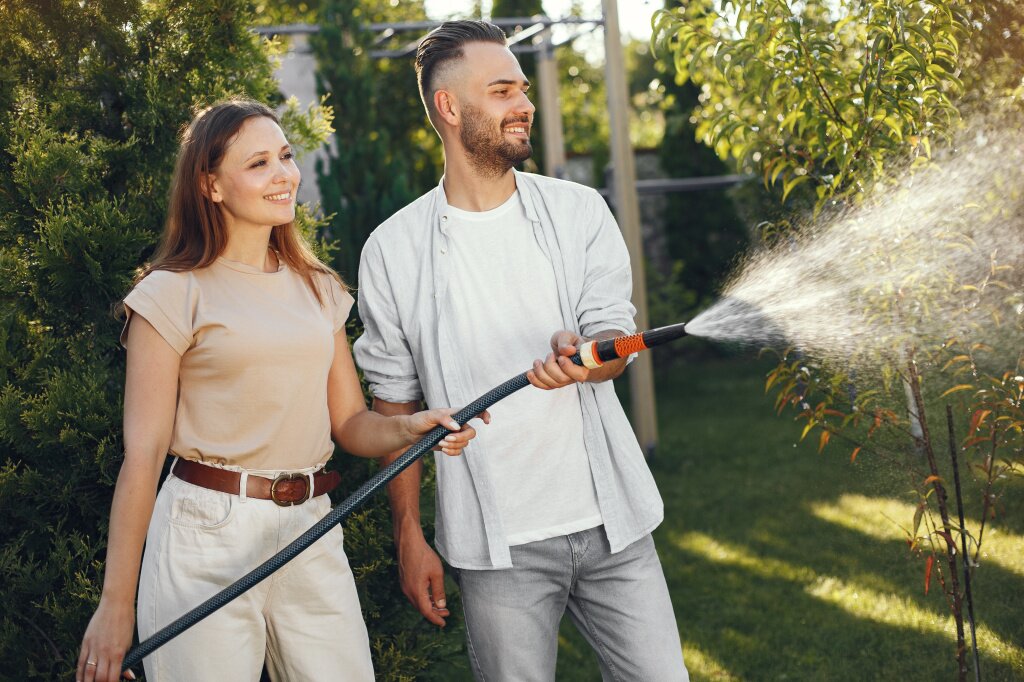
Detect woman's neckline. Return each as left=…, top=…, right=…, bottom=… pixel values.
left=215, top=249, right=285, bottom=275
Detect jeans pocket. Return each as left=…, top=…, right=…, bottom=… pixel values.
left=168, top=490, right=236, bottom=530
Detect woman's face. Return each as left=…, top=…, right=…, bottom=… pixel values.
left=207, top=116, right=300, bottom=234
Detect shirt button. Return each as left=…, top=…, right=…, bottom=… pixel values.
left=442, top=215, right=448, bottom=221
left=440, top=247, right=447, bottom=254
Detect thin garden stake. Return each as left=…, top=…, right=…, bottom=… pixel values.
left=946, top=404, right=981, bottom=682
left=122, top=322, right=689, bottom=672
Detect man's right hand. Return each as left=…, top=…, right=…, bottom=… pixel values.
left=397, top=533, right=449, bottom=627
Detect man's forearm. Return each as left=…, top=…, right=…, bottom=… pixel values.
left=373, top=398, right=427, bottom=542
left=584, top=329, right=629, bottom=382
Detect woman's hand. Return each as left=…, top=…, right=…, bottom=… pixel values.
left=77, top=598, right=137, bottom=681
left=402, top=408, right=491, bottom=456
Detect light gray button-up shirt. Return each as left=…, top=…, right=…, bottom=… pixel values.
left=353, top=170, right=664, bottom=569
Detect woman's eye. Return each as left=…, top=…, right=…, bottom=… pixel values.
left=250, top=159, right=266, bottom=168
left=282, top=152, right=294, bottom=160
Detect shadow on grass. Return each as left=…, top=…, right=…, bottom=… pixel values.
left=658, top=518, right=1023, bottom=680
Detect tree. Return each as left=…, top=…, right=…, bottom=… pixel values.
left=0, top=1, right=330, bottom=677
left=640, top=18, right=750, bottom=320
left=655, top=1, right=1023, bottom=678
left=313, top=0, right=442, bottom=285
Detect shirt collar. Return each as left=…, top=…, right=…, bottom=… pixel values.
left=512, top=169, right=542, bottom=223
left=435, top=169, right=541, bottom=233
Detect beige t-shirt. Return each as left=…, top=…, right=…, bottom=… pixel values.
left=121, top=257, right=353, bottom=471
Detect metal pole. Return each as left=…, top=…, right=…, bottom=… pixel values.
left=946, top=404, right=982, bottom=682
left=535, top=27, right=567, bottom=179
left=601, top=0, right=658, bottom=457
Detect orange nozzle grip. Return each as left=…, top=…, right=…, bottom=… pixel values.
left=612, top=333, right=648, bottom=358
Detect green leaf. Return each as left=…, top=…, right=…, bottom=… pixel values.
left=782, top=174, right=809, bottom=202
left=904, top=24, right=935, bottom=47
left=880, top=116, right=905, bottom=142
left=771, top=160, right=788, bottom=187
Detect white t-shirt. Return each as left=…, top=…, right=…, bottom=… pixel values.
left=445, top=191, right=603, bottom=546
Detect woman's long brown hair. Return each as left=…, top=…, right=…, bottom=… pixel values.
left=134, top=98, right=342, bottom=305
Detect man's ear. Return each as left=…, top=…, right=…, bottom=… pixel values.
left=201, top=173, right=223, bottom=203
left=433, top=89, right=459, bottom=126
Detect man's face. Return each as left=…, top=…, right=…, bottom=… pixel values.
left=452, top=42, right=535, bottom=176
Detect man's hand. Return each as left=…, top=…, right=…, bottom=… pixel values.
left=527, top=330, right=590, bottom=390
left=527, top=329, right=630, bottom=388
left=397, top=533, right=450, bottom=627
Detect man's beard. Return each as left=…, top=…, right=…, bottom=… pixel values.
left=459, top=103, right=532, bottom=177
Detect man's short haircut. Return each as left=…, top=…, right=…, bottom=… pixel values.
left=416, top=20, right=507, bottom=117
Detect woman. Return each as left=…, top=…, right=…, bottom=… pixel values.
left=76, top=98, right=484, bottom=682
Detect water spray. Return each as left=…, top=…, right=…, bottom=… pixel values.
left=120, top=321, right=689, bottom=673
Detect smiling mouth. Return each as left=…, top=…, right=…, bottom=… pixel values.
left=504, top=124, right=529, bottom=135
left=265, top=192, right=291, bottom=201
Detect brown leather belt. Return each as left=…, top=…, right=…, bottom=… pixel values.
left=172, top=457, right=340, bottom=507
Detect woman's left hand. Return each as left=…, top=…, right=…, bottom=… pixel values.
left=403, top=408, right=491, bottom=456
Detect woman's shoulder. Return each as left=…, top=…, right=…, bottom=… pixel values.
left=121, top=268, right=200, bottom=354
left=309, top=269, right=354, bottom=329
left=307, top=266, right=343, bottom=291
left=319, top=270, right=354, bottom=304
left=129, top=267, right=196, bottom=298
left=128, top=269, right=207, bottom=310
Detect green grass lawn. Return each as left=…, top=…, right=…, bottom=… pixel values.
left=550, top=355, right=1024, bottom=681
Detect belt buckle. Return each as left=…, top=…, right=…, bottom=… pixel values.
left=270, top=472, right=310, bottom=507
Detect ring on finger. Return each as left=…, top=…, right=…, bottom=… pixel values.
left=86, top=660, right=98, bottom=666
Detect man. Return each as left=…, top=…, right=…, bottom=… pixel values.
left=354, top=20, right=688, bottom=681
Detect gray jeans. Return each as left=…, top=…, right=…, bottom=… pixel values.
left=454, top=527, right=688, bottom=682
